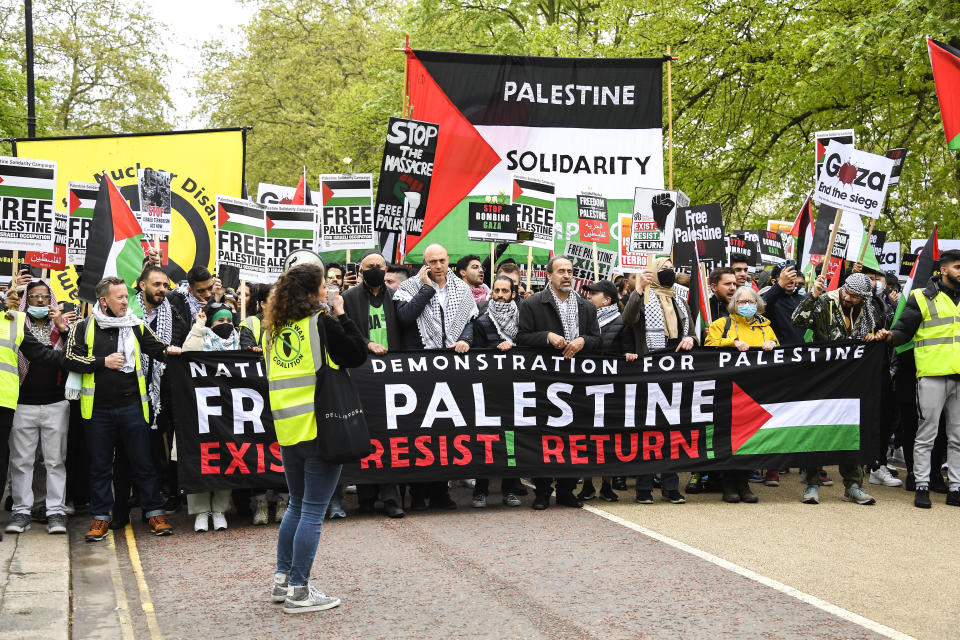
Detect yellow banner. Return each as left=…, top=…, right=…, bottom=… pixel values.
left=16, top=129, right=244, bottom=303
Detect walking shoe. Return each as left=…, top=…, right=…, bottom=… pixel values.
left=722, top=476, right=740, bottom=503
left=842, top=484, right=876, bottom=505
left=531, top=494, right=549, bottom=510
left=801, top=485, right=820, bottom=504
left=662, top=490, right=686, bottom=504
left=748, top=470, right=763, bottom=483
left=635, top=490, right=654, bottom=504
left=271, top=573, right=289, bottom=603
left=555, top=492, right=583, bottom=508
left=612, top=476, right=627, bottom=491
left=275, top=497, right=288, bottom=523
left=946, top=490, right=960, bottom=507
left=283, top=584, right=341, bottom=614
left=685, top=473, right=702, bottom=494
left=383, top=499, right=405, bottom=518
left=576, top=483, right=597, bottom=501
left=818, top=470, right=834, bottom=486
left=738, top=482, right=759, bottom=504
left=46, top=514, right=67, bottom=534
left=194, top=513, right=210, bottom=532
left=472, top=494, right=487, bottom=508
left=163, top=494, right=181, bottom=515
left=148, top=515, right=173, bottom=536
left=914, top=489, right=931, bottom=509
left=252, top=500, right=269, bottom=525
left=502, top=493, right=521, bottom=507
left=85, top=519, right=109, bottom=542
left=763, top=469, right=780, bottom=487
left=5, top=513, right=31, bottom=533
left=599, top=484, right=619, bottom=502
left=869, top=466, right=902, bottom=487
left=327, top=499, right=346, bottom=519
left=212, top=512, right=227, bottom=530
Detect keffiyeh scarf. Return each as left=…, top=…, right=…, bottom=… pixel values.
left=394, top=270, right=478, bottom=348
left=486, top=300, right=519, bottom=342
left=173, top=285, right=202, bottom=320
left=202, top=327, right=239, bottom=351
left=137, top=291, right=172, bottom=415
left=548, top=285, right=580, bottom=342
left=596, top=304, right=620, bottom=328
left=17, top=280, right=64, bottom=382
left=642, top=284, right=689, bottom=352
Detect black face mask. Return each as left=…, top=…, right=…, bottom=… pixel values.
left=658, top=269, right=676, bottom=288
left=211, top=323, right=234, bottom=340
left=363, top=267, right=385, bottom=288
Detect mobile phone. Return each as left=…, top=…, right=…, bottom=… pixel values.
left=346, top=262, right=359, bottom=278
left=60, top=302, right=77, bottom=314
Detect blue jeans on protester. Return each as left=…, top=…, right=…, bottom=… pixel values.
left=276, top=442, right=342, bottom=586
left=86, top=402, right=165, bottom=522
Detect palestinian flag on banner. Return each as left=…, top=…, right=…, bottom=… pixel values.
left=68, top=181, right=98, bottom=219
left=893, top=226, right=939, bottom=353
left=927, top=38, right=960, bottom=150
left=512, top=177, right=555, bottom=209
left=731, top=383, right=860, bottom=455
left=0, top=160, right=54, bottom=200
left=218, top=198, right=265, bottom=236
left=321, top=175, right=372, bottom=207
left=77, top=174, right=145, bottom=313
left=401, top=48, right=666, bottom=257
left=790, top=196, right=816, bottom=269
left=292, top=167, right=313, bottom=206
left=265, top=205, right=315, bottom=240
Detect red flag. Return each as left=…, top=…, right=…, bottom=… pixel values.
left=292, top=167, right=313, bottom=206
left=928, top=38, right=960, bottom=150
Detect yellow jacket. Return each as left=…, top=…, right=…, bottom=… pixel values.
left=705, top=313, right=779, bottom=348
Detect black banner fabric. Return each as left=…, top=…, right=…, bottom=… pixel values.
left=169, top=345, right=885, bottom=492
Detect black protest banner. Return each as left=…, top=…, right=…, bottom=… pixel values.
left=752, top=229, right=786, bottom=266
left=169, top=344, right=885, bottom=490
left=467, top=201, right=518, bottom=243
left=900, top=253, right=917, bottom=277
left=808, top=206, right=849, bottom=259
left=374, top=118, right=438, bottom=234
left=728, top=234, right=760, bottom=268
left=673, top=204, right=725, bottom=271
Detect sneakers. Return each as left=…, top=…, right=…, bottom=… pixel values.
left=748, top=470, right=763, bottom=483
left=801, top=484, right=820, bottom=504
left=576, top=483, right=597, bottom=501
left=163, top=494, right=181, bottom=515
left=763, top=469, right=780, bottom=487
left=46, top=514, right=67, bottom=535
left=283, top=584, right=341, bottom=614
left=148, top=515, right=173, bottom=536
left=612, top=477, right=627, bottom=491
left=869, top=466, right=902, bottom=487
left=275, top=497, right=288, bottom=523
left=946, top=490, right=960, bottom=507
left=253, top=500, right=269, bottom=525
left=842, top=484, right=876, bottom=505
left=818, top=470, right=834, bottom=486
left=685, top=473, right=702, bottom=494
left=212, top=512, right=227, bottom=530
left=327, top=499, right=346, bottom=519
left=598, top=484, right=619, bottom=502
left=635, top=490, right=654, bottom=504
left=85, top=519, right=110, bottom=542
left=472, top=494, right=487, bottom=508
left=914, top=488, right=932, bottom=509
left=195, top=513, right=210, bottom=532
left=662, top=490, right=685, bottom=504
left=502, top=493, right=521, bottom=507
left=5, top=512, right=31, bottom=534
left=271, top=573, right=289, bottom=603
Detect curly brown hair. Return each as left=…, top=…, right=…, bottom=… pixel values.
left=263, top=264, right=326, bottom=339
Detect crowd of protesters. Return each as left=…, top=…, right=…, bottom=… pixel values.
left=1, top=244, right=958, bottom=568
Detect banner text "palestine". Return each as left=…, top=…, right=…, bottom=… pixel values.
left=503, top=83, right=637, bottom=106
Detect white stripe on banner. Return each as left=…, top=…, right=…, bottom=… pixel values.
left=760, top=399, right=860, bottom=430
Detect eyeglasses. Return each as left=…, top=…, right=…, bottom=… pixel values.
left=27, top=294, right=51, bottom=302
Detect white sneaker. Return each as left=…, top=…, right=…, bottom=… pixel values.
left=211, top=512, right=227, bottom=530
left=271, top=573, right=289, bottom=603
left=869, top=466, right=903, bottom=487
left=283, top=584, right=341, bottom=614
left=253, top=500, right=269, bottom=525
left=194, top=512, right=210, bottom=532
left=275, top=497, right=288, bottom=523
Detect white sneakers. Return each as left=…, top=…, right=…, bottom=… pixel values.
left=195, top=512, right=228, bottom=532
left=253, top=500, right=269, bottom=525
left=212, top=512, right=227, bottom=530
left=869, top=466, right=903, bottom=487
left=283, top=584, right=341, bottom=614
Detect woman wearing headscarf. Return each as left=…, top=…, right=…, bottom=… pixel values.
left=621, top=257, right=697, bottom=505
left=705, top=286, right=779, bottom=503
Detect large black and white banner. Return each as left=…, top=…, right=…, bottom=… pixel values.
left=169, top=345, right=885, bottom=492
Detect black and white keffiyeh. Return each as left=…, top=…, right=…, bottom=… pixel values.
left=394, top=270, right=478, bottom=348
left=137, top=291, right=172, bottom=415
left=173, top=285, right=202, bottom=321
left=596, top=304, right=620, bottom=328
left=642, top=283, right=690, bottom=351
left=486, top=300, right=519, bottom=342
left=548, top=285, right=580, bottom=342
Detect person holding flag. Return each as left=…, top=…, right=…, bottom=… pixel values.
left=891, top=249, right=960, bottom=509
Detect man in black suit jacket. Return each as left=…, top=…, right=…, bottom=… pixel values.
left=516, top=256, right=601, bottom=510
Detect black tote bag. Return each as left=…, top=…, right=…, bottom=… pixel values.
left=313, top=352, right=373, bottom=464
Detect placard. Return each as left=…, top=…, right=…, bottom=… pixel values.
left=468, top=201, right=518, bottom=243
left=137, top=168, right=172, bottom=236
left=814, top=129, right=855, bottom=181
left=618, top=213, right=650, bottom=273
left=217, top=195, right=267, bottom=282
left=630, top=187, right=688, bottom=254
left=319, top=173, right=375, bottom=251
left=813, top=141, right=894, bottom=218
left=564, top=240, right=617, bottom=293
left=265, top=204, right=317, bottom=280
left=0, top=156, right=57, bottom=252
left=374, top=118, right=438, bottom=234
left=512, top=175, right=555, bottom=250
left=25, top=211, right=67, bottom=270
left=577, top=193, right=609, bottom=243
left=673, top=203, right=725, bottom=270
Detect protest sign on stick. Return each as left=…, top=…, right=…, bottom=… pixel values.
left=0, top=156, right=57, bottom=252
left=319, top=174, right=375, bottom=251
left=137, top=168, right=173, bottom=237
left=217, top=195, right=267, bottom=283
left=813, top=141, right=894, bottom=219
left=374, top=118, right=438, bottom=236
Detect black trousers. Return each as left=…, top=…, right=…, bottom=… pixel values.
left=475, top=478, right=519, bottom=496
left=532, top=477, right=577, bottom=498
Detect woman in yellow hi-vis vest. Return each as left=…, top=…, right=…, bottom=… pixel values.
left=264, top=263, right=367, bottom=614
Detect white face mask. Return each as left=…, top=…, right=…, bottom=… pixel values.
left=875, top=281, right=884, bottom=295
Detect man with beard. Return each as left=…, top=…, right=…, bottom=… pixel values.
left=395, top=243, right=477, bottom=510
left=516, top=255, right=601, bottom=509
left=892, top=249, right=960, bottom=509
left=342, top=250, right=404, bottom=519
left=456, top=254, right=489, bottom=303
left=709, top=267, right=738, bottom=320
left=167, top=266, right=217, bottom=325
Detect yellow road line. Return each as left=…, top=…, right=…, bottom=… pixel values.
left=106, top=530, right=136, bottom=640
left=124, top=524, right=164, bottom=640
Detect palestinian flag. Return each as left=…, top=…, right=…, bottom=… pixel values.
left=687, top=240, right=711, bottom=341
left=512, top=177, right=555, bottom=209
left=402, top=48, right=665, bottom=258
left=927, top=38, right=960, bottom=150
left=218, top=197, right=265, bottom=236
left=77, top=174, right=145, bottom=313
left=292, top=167, right=313, bottom=206
left=0, top=158, right=54, bottom=201
left=265, top=205, right=315, bottom=240
left=68, top=181, right=98, bottom=219
left=790, top=196, right=816, bottom=269
left=893, top=226, right=939, bottom=353
left=731, top=383, right=860, bottom=455
left=321, top=175, right=372, bottom=207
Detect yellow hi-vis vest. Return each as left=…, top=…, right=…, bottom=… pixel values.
left=0, top=312, right=26, bottom=410
left=912, top=288, right=960, bottom=378
left=266, top=312, right=337, bottom=447
left=80, top=318, right=150, bottom=422
left=242, top=315, right=263, bottom=347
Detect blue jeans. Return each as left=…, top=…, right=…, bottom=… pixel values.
left=275, top=443, right=342, bottom=586
left=86, top=402, right=164, bottom=521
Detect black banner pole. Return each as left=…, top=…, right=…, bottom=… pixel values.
left=24, top=0, right=36, bottom=137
